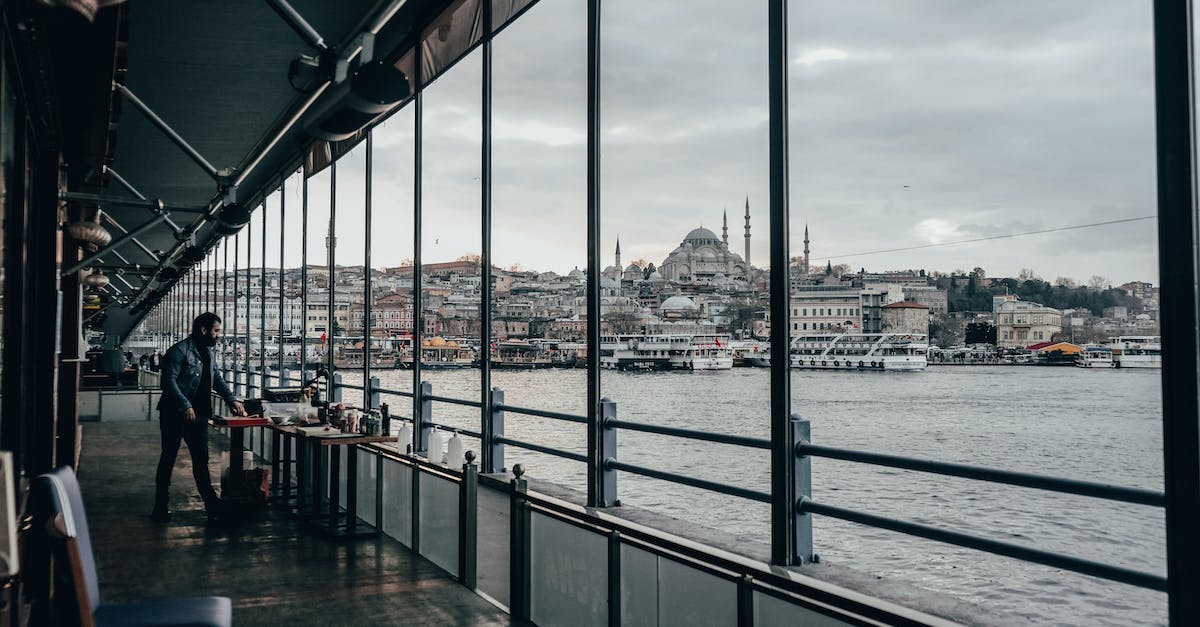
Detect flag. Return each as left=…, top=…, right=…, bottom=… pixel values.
left=320, top=332, right=327, bottom=344
left=715, top=337, right=721, bottom=347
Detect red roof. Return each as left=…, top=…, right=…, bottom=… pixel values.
left=883, top=301, right=928, bottom=309
left=1026, top=341, right=1055, bottom=350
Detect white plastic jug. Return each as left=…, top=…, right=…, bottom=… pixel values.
left=427, top=426, right=444, bottom=464
left=397, top=423, right=413, bottom=455
left=446, top=431, right=465, bottom=468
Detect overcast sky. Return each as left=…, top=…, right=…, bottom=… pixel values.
left=267, top=0, right=1160, bottom=286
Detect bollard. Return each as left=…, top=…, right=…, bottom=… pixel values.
left=417, top=381, right=432, bottom=452
left=599, top=397, right=618, bottom=507
left=509, top=464, right=530, bottom=620
left=281, top=367, right=290, bottom=386
left=486, top=387, right=505, bottom=474
left=793, top=415, right=814, bottom=563
left=368, top=375, right=381, bottom=409
left=458, top=450, right=479, bottom=588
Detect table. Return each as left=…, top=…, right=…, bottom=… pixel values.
left=211, top=415, right=270, bottom=482
left=267, top=423, right=395, bottom=539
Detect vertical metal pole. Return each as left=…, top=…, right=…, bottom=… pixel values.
left=222, top=241, right=229, bottom=370
left=458, top=452, right=479, bottom=588
left=261, top=201, right=268, bottom=385
left=607, top=530, right=621, bottom=627
left=369, top=376, right=381, bottom=410
left=233, top=232, right=241, bottom=395
left=793, top=417, right=813, bottom=562
left=418, top=381, right=432, bottom=452
left=331, top=372, right=343, bottom=404
left=247, top=209, right=256, bottom=393
left=585, top=0, right=603, bottom=508
left=767, top=0, right=796, bottom=566
left=480, top=0, right=495, bottom=476
left=1153, top=1, right=1200, bottom=622
left=489, top=387, right=505, bottom=473
left=280, top=177, right=287, bottom=379
left=328, top=162, right=337, bottom=382
left=509, top=465, right=530, bottom=620
left=413, top=42, right=425, bottom=430
left=301, top=174, right=309, bottom=381
left=599, top=397, right=617, bottom=506
left=364, top=134, right=375, bottom=406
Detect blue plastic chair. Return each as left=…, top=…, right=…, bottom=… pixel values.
left=34, top=466, right=232, bottom=627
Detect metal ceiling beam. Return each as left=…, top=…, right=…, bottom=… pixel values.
left=62, top=213, right=171, bottom=278
left=102, top=213, right=162, bottom=263
left=112, top=82, right=222, bottom=180
left=61, top=192, right=208, bottom=214
left=266, top=0, right=329, bottom=50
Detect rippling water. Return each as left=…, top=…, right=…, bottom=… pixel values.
left=333, top=365, right=1165, bottom=625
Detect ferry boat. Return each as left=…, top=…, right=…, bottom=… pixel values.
left=416, top=337, right=475, bottom=369
left=729, top=339, right=770, bottom=367
left=789, top=333, right=928, bottom=371
left=600, top=333, right=734, bottom=370
left=1075, top=345, right=1115, bottom=368
left=1108, top=336, right=1162, bottom=369
left=491, top=339, right=554, bottom=369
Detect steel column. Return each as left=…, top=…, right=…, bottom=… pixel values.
left=413, top=43, right=425, bottom=431
left=61, top=213, right=169, bottom=277
left=279, top=177, right=287, bottom=377
left=1152, top=0, right=1200, bottom=622
left=364, top=134, right=374, bottom=405
left=327, top=162, right=337, bottom=381
left=480, top=0, right=495, bottom=473
left=301, top=175, right=309, bottom=379
left=585, top=0, right=603, bottom=508
left=767, top=0, right=796, bottom=566
left=260, top=201, right=267, bottom=383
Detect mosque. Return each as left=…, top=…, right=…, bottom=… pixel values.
left=658, top=198, right=754, bottom=283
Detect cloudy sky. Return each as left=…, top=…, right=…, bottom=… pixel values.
left=272, top=0, right=1160, bottom=286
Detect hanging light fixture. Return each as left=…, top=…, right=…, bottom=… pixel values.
left=81, top=268, right=110, bottom=290
left=64, top=209, right=112, bottom=252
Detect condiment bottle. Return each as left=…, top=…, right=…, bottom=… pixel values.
left=446, top=431, right=465, bottom=468
left=427, top=426, right=444, bottom=464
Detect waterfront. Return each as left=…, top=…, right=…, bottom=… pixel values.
left=334, top=365, right=1165, bottom=625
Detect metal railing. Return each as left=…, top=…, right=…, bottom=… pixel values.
left=219, top=366, right=1166, bottom=595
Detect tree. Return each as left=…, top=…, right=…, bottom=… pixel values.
left=831, top=263, right=852, bottom=276
left=631, top=258, right=649, bottom=269
left=1018, top=268, right=1040, bottom=282
left=457, top=253, right=482, bottom=264
left=399, top=258, right=414, bottom=267
left=507, top=263, right=524, bottom=272
left=1088, top=275, right=1109, bottom=290
left=970, top=267, right=986, bottom=278
left=965, top=321, right=997, bottom=345
left=1054, top=276, right=1077, bottom=288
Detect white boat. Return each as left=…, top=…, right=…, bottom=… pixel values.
left=1075, top=345, right=1114, bottom=368
left=729, top=339, right=770, bottom=367
left=789, top=333, right=928, bottom=371
left=600, top=333, right=733, bottom=370
left=1108, top=336, right=1161, bottom=369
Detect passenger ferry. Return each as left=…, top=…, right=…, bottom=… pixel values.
left=1108, top=335, right=1162, bottom=369
left=600, top=333, right=734, bottom=370
left=729, top=339, right=770, bottom=367
left=1075, top=345, right=1115, bottom=368
left=415, top=337, right=475, bottom=369
left=789, top=333, right=928, bottom=371
left=490, top=339, right=554, bottom=369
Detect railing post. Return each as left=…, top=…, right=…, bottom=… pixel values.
left=598, top=397, right=618, bottom=506
left=793, top=416, right=814, bottom=563
left=459, top=450, right=479, bottom=588
left=368, top=375, right=380, bottom=409
left=417, top=380, right=432, bottom=452
left=486, top=387, right=505, bottom=474
left=330, top=372, right=343, bottom=404
left=281, top=367, right=290, bottom=387
left=509, top=464, right=530, bottom=621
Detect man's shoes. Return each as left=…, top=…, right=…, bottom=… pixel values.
left=149, top=507, right=172, bottom=523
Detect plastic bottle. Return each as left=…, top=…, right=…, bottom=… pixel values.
left=397, top=422, right=413, bottom=455
left=427, top=426, right=444, bottom=464
left=446, top=431, right=465, bottom=468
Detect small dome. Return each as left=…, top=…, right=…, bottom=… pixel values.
left=684, top=227, right=719, bottom=242
left=625, top=263, right=641, bottom=272
left=648, top=270, right=665, bottom=281
left=567, top=266, right=584, bottom=279
left=429, top=337, right=447, bottom=347
left=446, top=340, right=459, bottom=348
left=660, top=295, right=699, bottom=310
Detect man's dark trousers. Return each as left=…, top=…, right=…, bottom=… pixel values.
left=155, top=412, right=219, bottom=509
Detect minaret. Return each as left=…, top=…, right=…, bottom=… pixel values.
left=614, top=236, right=622, bottom=297
left=803, top=223, right=811, bottom=275
left=743, top=196, right=751, bottom=266
left=722, top=208, right=728, bottom=246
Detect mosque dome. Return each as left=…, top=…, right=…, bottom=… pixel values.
left=684, top=227, right=719, bottom=243
left=660, top=295, right=699, bottom=311
left=567, top=266, right=584, bottom=279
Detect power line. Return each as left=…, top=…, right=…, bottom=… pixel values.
left=821, top=215, right=1156, bottom=261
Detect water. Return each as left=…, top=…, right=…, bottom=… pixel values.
left=332, top=365, right=1165, bottom=625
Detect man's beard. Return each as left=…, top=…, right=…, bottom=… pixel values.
left=196, top=334, right=217, bottom=347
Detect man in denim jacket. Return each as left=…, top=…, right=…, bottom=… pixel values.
left=152, top=312, right=245, bottom=521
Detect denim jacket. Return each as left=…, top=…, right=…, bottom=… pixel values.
left=156, top=336, right=236, bottom=416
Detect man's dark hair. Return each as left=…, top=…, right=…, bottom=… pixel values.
left=192, top=312, right=222, bottom=337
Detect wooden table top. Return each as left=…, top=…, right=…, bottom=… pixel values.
left=268, top=423, right=396, bottom=446
left=212, top=415, right=271, bottom=427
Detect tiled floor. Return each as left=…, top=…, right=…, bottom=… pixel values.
left=77, top=421, right=518, bottom=626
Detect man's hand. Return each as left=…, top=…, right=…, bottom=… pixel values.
left=183, top=407, right=197, bottom=422
left=230, top=401, right=247, bottom=417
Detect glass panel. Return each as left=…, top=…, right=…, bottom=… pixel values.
left=355, top=447, right=377, bottom=526
left=656, top=559, right=736, bottom=627
left=787, top=1, right=1162, bottom=623
left=490, top=0, right=588, bottom=485
left=332, top=143, right=369, bottom=408
left=264, top=190, right=281, bottom=386
left=529, top=513, right=607, bottom=627
left=420, top=48, right=483, bottom=437
left=599, top=0, right=771, bottom=530
left=306, top=167, right=333, bottom=382
left=380, top=458, right=413, bottom=546
left=370, top=107, right=417, bottom=417
left=282, top=171, right=304, bottom=382
left=249, top=205, right=264, bottom=393
left=417, top=472, right=459, bottom=575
